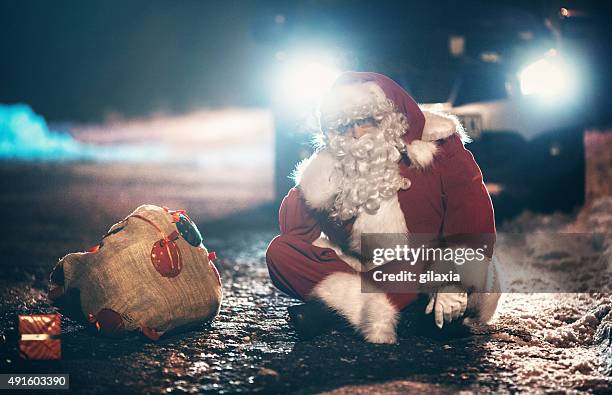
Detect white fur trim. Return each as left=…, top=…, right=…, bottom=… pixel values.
left=350, top=194, right=409, bottom=253
left=331, top=81, right=387, bottom=106
left=311, top=272, right=399, bottom=344
left=421, top=110, right=467, bottom=142
left=405, top=140, right=438, bottom=169
left=403, top=110, right=469, bottom=168
left=319, top=81, right=388, bottom=127
left=294, top=150, right=338, bottom=210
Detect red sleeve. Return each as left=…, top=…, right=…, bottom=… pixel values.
left=438, top=136, right=496, bottom=256
left=278, top=188, right=322, bottom=243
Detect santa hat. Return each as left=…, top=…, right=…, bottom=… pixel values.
left=319, top=72, right=463, bottom=168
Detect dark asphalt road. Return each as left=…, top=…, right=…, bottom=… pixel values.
left=1, top=224, right=518, bottom=394
left=1, top=162, right=610, bottom=394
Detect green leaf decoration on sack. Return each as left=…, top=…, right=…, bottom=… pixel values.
left=176, top=214, right=203, bottom=247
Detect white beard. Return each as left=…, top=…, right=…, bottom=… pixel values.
left=326, top=127, right=405, bottom=221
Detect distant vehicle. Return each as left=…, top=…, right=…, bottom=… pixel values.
left=421, top=66, right=586, bottom=219
left=419, top=7, right=607, bottom=219
left=264, top=4, right=609, bottom=220
left=421, top=50, right=582, bottom=142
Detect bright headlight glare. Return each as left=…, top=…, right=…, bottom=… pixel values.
left=277, top=59, right=341, bottom=107
left=519, top=57, right=573, bottom=97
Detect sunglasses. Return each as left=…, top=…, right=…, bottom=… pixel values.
left=337, top=117, right=378, bottom=135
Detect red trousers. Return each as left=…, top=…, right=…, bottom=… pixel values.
left=266, top=235, right=419, bottom=312
left=266, top=188, right=418, bottom=311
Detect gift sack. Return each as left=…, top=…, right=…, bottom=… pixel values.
left=49, top=205, right=222, bottom=339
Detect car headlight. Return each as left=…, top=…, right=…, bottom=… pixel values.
left=272, top=49, right=342, bottom=111
left=519, top=53, right=575, bottom=97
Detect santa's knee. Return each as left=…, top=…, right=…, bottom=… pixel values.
left=265, top=235, right=299, bottom=288
left=265, top=235, right=292, bottom=270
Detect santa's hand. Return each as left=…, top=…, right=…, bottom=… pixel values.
left=425, top=286, right=467, bottom=329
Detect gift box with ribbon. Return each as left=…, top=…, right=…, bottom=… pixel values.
left=18, top=314, right=61, bottom=360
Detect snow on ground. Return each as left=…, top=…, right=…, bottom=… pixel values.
left=483, top=197, right=612, bottom=392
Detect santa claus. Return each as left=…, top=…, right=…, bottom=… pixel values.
left=266, top=72, right=500, bottom=344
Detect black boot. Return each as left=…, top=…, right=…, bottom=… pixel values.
left=287, top=300, right=348, bottom=340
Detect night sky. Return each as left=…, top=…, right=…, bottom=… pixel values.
left=1, top=0, right=273, bottom=121
left=2, top=0, right=610, bottom=122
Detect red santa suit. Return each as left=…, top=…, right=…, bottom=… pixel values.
left=266, top=72, right=499, bottom=344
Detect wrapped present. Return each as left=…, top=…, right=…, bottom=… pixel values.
left=18, top=314, right=61, bottom=360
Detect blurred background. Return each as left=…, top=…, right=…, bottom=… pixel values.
left=1, top=0, right=611, bottom=231
left=1, top=2, right=612, bottom=392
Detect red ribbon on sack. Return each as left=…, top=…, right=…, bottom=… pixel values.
left=131, top=214, right=182, bottom=278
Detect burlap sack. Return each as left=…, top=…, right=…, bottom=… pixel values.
left=49, top=205, right=222, bottom=339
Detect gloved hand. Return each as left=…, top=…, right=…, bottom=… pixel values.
left=425, top=286, right=468, bottom=329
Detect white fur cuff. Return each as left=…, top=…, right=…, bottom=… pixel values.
left=311, top=272, right=399, bottom=344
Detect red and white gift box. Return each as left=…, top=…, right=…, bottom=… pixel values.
left=18, top=314, right=61, bottom=360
